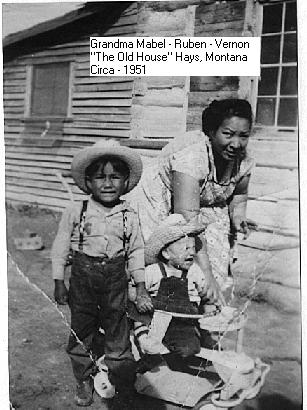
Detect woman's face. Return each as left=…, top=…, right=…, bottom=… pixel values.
left=210, top=116, right=251, bottom=161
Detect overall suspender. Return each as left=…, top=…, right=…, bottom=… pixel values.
left=122, top=209, right=129, bottom=265
left=77, top=200, right=129, bottom=262
left=158, top=262, right=167, bottom=278
left=78, top=200, right=88, bottom=252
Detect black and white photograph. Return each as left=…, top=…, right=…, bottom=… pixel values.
left=3, top=1, right=302, bottom=409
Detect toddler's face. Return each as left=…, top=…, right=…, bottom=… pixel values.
left=87, top=161, right=128, bottom=206
left=163, top=236, right=196, bottom=271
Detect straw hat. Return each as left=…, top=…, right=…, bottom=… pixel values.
left=71, top=140, right=143, bottom=194
left=145, top=214, right=205, bottom=266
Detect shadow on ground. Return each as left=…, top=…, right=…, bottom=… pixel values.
left=242, top=394, right=302, bottom=410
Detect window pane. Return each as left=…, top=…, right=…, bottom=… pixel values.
left=282, top=33, right=297, bottom=63
left=285, top=2, right=297, bottom=32
left=277, top=98, right=298, bottom=126
left=258, top=67, right=278, bottom=96
left=31, top=91, right=53, bottom=115
left=33, top=66, right=55, bottom=89
left=54, top=64, right=70, bottom=88
left=52, top=64, right=70, bottom=115
left=52, top=86, right=69, bottom=115
left=31, top=63, right=69, bottom=116
left=261, top=35, right=281, bottom=64
left=280, top=66, right=297, bottom=95
left=256, top=98, right=276, bottom=126
left=262, top=3, right=283, bottom=34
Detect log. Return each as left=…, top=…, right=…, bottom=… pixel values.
left=74, top=82, right=133, bottom=92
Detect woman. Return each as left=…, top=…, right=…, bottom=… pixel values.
left=127, top=99, right=255, bottom=303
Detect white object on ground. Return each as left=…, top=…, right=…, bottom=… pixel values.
left=211, top=359, right=270, bottom=407
left=94, top=356, right=115, bottom=399
left=196, top=349, right=255, bottom=374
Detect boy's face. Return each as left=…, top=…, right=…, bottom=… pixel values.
left=162, top=236, right=196, bottom=271
left=86, top=162, right=128, bottom=207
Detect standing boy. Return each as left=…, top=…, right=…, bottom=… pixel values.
left=51, top=140, right=152, bottom=407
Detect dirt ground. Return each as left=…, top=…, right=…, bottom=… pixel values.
left=6, top=205, right=302, bottom=410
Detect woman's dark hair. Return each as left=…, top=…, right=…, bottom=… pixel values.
left=85, top=156, right=130, bottom=179
left=202, top=99, right=253, bottom=136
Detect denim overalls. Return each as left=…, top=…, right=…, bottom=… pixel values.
left=66, top=201, right=136, bottom=395
left=153, top=263, right=201, bottom=357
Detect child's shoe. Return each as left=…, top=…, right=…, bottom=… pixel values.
left=74, top=378, right=94, bottom=407
left=94, top=370, right=116, bottom=399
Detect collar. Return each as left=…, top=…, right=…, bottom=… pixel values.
left=88, top=196, right=134, bottom=217
left=163, top=263, right=186, bottom=278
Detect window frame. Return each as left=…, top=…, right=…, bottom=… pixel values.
left=24, top=57, right=73, bottom=121
left=256, top=0, right=298, bottom=130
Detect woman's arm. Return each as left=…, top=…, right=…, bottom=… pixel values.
left=229, top=174, right=254, bottom=238
left=173, top=171, right=225, bottom=305
left=173, top=170, right=200, bottom=220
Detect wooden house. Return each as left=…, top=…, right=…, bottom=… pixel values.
left=3, top=0, right=298, bottom=239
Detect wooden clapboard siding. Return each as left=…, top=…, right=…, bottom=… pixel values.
left=137, top=6, right=190, bottom=36
left=187, top=1, right=246, bottom=130
left=249, top=167, right=298, bottom=200
left=131, top=4, right=193, bottom=139
left=194, top=0, right=246, bottom=36
left=3, top=64, right=27, bottom=148
left=248, top=138, right=298, bottom=170
left=247, top=199, right=298, bottom=236
left=247, top=130, right=298, bottom=236
left=4, top=3, right=137, bottom=209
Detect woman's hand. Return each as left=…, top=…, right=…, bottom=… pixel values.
left=232, top=216, right=249, bottom=239
left=196, top=250, right=226, bottom=306
left=54, top=280, right=68, bottom=305
left=201, top=271, right=226, bottom=306
left=232, top=215, right=258, bottom=239
left=135, top=282, right=153, bottom=313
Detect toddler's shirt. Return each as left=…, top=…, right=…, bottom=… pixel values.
left=51, top=197, right=144, bottom=283
left=145, top=263, right=206, bottom=304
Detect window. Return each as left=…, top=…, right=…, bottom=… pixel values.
left=30, top=62, right=70, bottom=117
left=256, top=1, right=297, bottom=128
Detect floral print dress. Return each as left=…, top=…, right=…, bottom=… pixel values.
left=127, top=130, right=254, bottom=286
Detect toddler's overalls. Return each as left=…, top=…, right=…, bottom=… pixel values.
left=66, top=201, right=136, bottom=396
left=129, top=263, right=200, bottom=360
left=153, top=262, right=199, bottom=315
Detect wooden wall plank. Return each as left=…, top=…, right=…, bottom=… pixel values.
left=5, top=145, right=77, bottom=156
left=195, top=1, right=246, bottom=25
left=5, top=190, right=85, bottom=209
left=63, top=128, right=130, bottom=137
left=247, top=199, right=299, bottom=236
left=74, top=83, right=133, bottom=92
left=73, top=91, right=133, bottom=99
left=66, top=114, right=131, bottom=123
left=74, top=77, right=133, bottom=84
left=72, top=99, right=132, bottom=107
left=145, top=77, right=186, bottom=89
left=3, top=86, right=26, bottom=94
left=6, top=152, right=72, bottom=163
left=68, top=121, right=130, bottom=130
left=72, top=106, right=131, bottom=114
left=190, top=77, right=239, bottom=92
